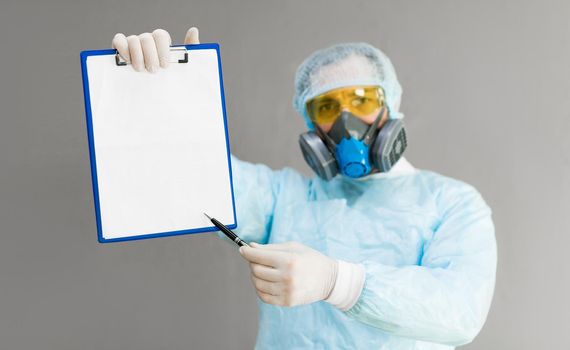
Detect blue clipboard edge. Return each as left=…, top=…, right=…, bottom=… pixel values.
left=79, top=43, right=238, bottom=243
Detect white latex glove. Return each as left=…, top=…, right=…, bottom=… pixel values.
left=111, top=27, right=200, bottom=73
left=239, top=241, right=339, bottom=307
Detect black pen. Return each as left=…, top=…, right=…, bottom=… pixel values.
left=204, top=213, right=250, bottom=247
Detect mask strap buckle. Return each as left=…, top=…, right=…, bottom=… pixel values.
left=314, top=123, right=337, bottom=152
left=362, top=107, right=388, bottom=146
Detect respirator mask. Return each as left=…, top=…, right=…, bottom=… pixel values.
left=299, top=85, right=407, bottom=181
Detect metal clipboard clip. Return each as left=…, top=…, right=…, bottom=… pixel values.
left=115, top=47, right=189, bottom=66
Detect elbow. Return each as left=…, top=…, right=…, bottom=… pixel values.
left=440, top=281, right=494, bottom=346
left=451, top=326, right=480, bottom=346
left=443, top=312, right=485, bottom=346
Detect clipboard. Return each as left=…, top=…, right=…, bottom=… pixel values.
left=80, top=43, right=237, bottom=243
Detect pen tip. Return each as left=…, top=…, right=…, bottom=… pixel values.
left=203, top=212, right=212, bottom=220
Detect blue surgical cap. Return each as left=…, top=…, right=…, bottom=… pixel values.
left=293, top=42, right=404, bottom=130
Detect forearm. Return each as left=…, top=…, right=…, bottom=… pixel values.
left=342, top=260, right=495, bottom=346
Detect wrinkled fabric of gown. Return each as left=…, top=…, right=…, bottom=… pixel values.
left=228, top=155, right=496, bottom=350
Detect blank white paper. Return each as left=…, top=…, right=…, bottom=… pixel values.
left=85, top=48, right=235, bottom=240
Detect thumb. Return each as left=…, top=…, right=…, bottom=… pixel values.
left=184, top=27, right=200, bottom=44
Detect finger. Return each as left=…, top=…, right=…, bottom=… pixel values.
left=381, top=106, right=389, bottom=121
left=251, top=241, right=299, bottom=252
left=126, top=35, right=144, bottom=72
left=239, top=245, right=287, bottom=267
left=184, top=27, right=200, bottom=44
left=112, top=33, right=130, bottom=63
left=250, top=263, right=281, bottom=282
left=251, top=276, right=282, bottom=296
left=139, top=32, right=160, bottom=73
left=152, top=28, right=171, bottom=69
left=257, top=290, right=284, bottom=306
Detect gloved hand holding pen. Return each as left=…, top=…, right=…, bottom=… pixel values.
left=239, top=242, right=338, bottom=307
left=239, top=242, right=365, bottom=309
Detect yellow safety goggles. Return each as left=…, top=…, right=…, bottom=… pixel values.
left=306, top=85, right=385, bottom=125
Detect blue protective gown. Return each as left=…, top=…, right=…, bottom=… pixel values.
left=230, top=155, right=497, bottom=350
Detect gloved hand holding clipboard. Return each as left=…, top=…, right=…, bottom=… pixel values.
left=80, top=30, right=236, bottom=243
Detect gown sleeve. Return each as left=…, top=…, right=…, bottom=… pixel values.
left=345, top=182, right=497, bottom=347
left=215, top=155, right=280, bottom=244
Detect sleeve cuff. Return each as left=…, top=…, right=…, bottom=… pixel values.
left=325, top=260, right=365, bottom=311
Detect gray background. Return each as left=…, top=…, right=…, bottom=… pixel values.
left=1, top=0, right=568, bottom=349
